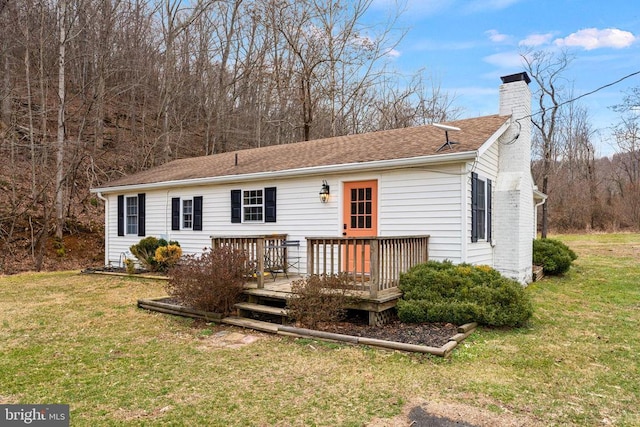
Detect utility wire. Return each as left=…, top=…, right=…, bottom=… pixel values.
left=517, top=69, right=640, bottom=123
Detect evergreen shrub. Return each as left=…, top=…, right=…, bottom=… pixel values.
left=397, top=261, right=533, bottom=327
left=130, top=237, right=181, bottom=271
left=533, top=238, right=577, bottom=275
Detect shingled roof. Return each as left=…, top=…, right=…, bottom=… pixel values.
left=97, top=114, right=509, bottom=190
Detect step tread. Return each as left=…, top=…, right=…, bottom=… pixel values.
left=235, top=302, right=288, bottom=316
left=243, top=288, right=291, bottom=300
left=221, top=316, right=280, bottom=333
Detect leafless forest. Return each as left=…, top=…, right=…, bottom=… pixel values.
left=0, top=0, right=638, bottom=273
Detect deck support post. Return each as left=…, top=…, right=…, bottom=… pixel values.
left=369, top=239, right=379, bottom=299
left=256, top=237, right=265, bottom=289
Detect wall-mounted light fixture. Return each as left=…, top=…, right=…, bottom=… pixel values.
left=319, top=180, right=330, bottom=203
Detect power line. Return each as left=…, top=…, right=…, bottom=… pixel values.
left=518, top=69, right=640, bottom=122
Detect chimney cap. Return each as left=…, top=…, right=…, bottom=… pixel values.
left=500, top=72, right=531, bottom=85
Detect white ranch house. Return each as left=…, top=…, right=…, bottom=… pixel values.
left=92, top=72, right=545, bottom=289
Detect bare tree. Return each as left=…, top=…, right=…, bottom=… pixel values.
left=523, top=49, right=573, bottom=238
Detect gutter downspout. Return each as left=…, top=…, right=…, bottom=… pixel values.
left=534, top=194, right=547, bottom=239
left=96, top=192, right=109, bottom=266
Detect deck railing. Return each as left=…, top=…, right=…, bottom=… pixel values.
left=306, top=236, right=430, bottom=298
left=210, top=234, right=288, bottom=288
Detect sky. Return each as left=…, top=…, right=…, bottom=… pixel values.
left=366, top=0, right=640, bottom=157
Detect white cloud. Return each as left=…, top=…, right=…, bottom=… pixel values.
left=486, top=29, right=509, bottom=43
left=519, top=33, right=554, bottom=47
left=483, top=51, right=525, bottom=68
left=554, top=28, right=636, bottom=50
left=385, top=48, right=401, bottom=58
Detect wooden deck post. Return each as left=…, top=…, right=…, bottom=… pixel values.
left=369, top=239, right=379, bottom=299
left=256, top=237, right=265, bottom=289
left=306, top=239, right=315, bottom=276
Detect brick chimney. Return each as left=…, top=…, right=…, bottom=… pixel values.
left=493, top=72, right=535, bottom=284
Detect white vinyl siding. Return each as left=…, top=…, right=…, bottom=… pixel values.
left=377, top=165, right=465, bottom=264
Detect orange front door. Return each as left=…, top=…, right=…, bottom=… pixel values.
left=343, top=180, right=378, bottom=274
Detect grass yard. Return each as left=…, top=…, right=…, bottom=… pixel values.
left=1, top=233, right=639, bottom=426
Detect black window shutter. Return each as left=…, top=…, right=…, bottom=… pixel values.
left=231, top=190, right=241, bottom=223
left=471, top=172, right=478, bottom=243
left=265, top=187, right=277, bottom=223
left=171, top=197, right=180, bottom=231
left=194, top=196, right=203, bottom=231
left=117, top=195, right=124, bottom=236
left=487, top=179, right=492, bottom=241
left=137, top=193, right=146, bottom=236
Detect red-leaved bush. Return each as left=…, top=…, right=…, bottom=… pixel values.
left=166, top=246, right=251, bottom=314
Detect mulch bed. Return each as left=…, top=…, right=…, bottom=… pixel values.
left=315, top=320, right=460, bottom=348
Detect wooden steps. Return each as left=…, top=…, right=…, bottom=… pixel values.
left=221, top=316, right=280, bottom=333
left=243, top=287, right=292, bottom=300
left=235, top=302, right=288, bottom=317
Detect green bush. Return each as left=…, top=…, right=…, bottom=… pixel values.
left=130, top=237, right=181, bottom=272
left=397, top=261, right=533, bottom=327
left=166, top=246, right=250, bottom=314
left=533, top=238, right=577, bottom=275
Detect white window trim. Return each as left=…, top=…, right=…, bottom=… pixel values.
left=126, top=196, right=138, bottom=235
left=243, top=189, right=264, bottom=222
left=472, top=173, right=492, bottom=243
left=182, top=198, right=193, bottom=230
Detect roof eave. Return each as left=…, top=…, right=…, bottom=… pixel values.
left=91, top=150, right=478, bottom=194
left=476, top=117, right=511, bottom=157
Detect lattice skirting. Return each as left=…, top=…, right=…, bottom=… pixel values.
left=368, top=308, right=396, bottom=326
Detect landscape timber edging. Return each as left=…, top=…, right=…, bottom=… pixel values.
left=82, top=268, right=171, bottom=280
left=277, top=323, right=477, bottom=357
left=137, top=297, right=223, bottom=321
left=137, top=296, right=477, bottom=357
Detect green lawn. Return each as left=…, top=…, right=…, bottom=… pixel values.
left=1, top=234, right=639, bottom=426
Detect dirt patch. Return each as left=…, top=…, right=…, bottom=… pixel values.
left=367, top=397, right=545, bottom=427
left=196, top=330, right=262, bottom=350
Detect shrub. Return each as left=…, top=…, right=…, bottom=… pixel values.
left=166, top=246, right=250, bottom=314
left=130, top=237, right=181, bottom=272
left=286, top=273, right=358, bottom=330
left=124, top=258, right=136, bottom=275
left=130, top=237, right=161, bottom=271
left=533, top=238, right=578, bottom=275
left=397, top=261, right=533, bottom=327
left=155, top=244, right=182, bottom=272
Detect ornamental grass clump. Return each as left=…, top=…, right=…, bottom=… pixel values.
left=533, top=238, right=578, bottom=275
left=166, top=247, right=250, bottom=314
left=397, top=260, right=532, bottom=327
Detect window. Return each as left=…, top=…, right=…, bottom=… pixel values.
left=118, top=193, right=145, bottom=237
left=471, top=173, right=492, bottom=242
left=172, top=196, right=203, bottom=231
left=243, top=189, right=263, bottom=222
left=182, top=199, right=193, bottom=229
left=126, top=196, right=138, bottom=235
left=231, top=187, right=276, bottom=223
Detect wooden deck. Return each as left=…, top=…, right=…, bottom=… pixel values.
left=243, top=275, right=403, bottom=326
